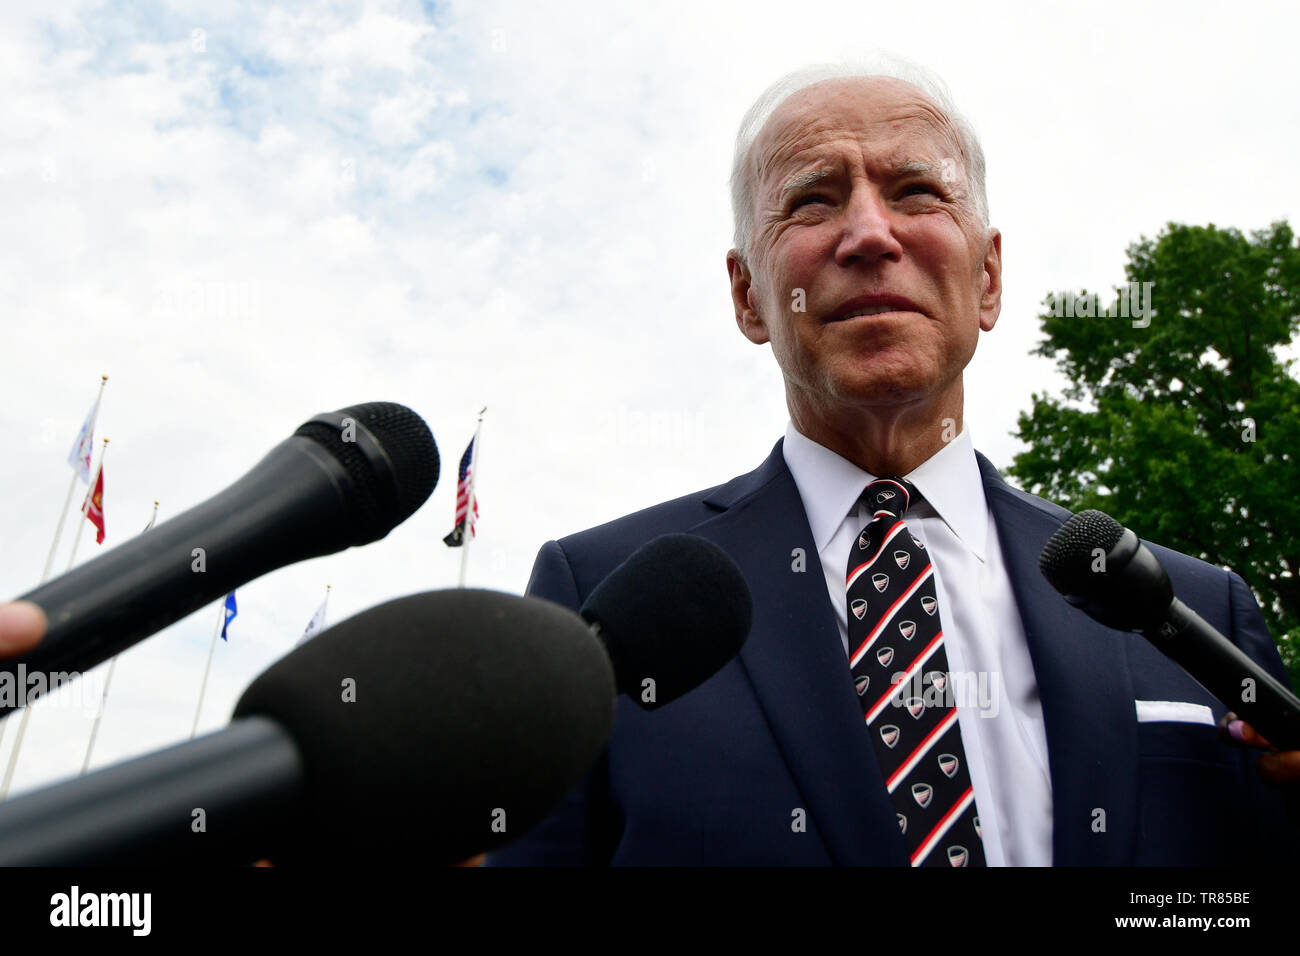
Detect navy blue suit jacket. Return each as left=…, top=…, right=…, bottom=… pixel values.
left=489, top=441, right=1298, bottom=865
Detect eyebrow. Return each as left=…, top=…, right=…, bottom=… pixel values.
left=895, top=160, right=936, bottom=176
left=775, top=159, right=940, bottom=203
left=777, top=168, right=834, bottom=202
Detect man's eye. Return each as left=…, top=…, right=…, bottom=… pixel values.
left=793, top=194, right=831, bottom=209
left=901, top=183, right=940, bottom=198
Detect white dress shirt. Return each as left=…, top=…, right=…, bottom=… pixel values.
left=782, top=422, right=1054, bottom=866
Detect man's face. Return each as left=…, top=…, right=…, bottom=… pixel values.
left=728, top=77, right=1002, bottom=420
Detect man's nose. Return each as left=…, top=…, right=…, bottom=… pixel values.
left=834, top=187, right=903, bottom=266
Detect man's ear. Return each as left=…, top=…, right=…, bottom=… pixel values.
left=979, top=229, right=1002, bottom=333
left=727, top=249, right=769, bottom=344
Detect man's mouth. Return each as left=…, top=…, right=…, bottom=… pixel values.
left=827, top=295, right=923, bottom=321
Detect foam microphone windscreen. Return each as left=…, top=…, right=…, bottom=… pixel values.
left=232, top=589, right=616, bottom=864
left=581, top=533, right=753, bottom=709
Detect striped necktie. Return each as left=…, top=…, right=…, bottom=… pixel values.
left=846, top=477, right=986, bottom=867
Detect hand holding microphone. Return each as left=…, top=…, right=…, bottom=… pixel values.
left=1219, top=712, right=1300, bottom=786
left=1039, top=508, right=1300, bottom=788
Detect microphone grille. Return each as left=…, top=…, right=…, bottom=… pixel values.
left=1038, top=508, right=1125, bottom=595
left=295, top=402, right=439, bottom=542
left=339, top=401, right=440, bottom=519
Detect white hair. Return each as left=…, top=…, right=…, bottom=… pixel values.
left=728, top=55, right=989, bottom=259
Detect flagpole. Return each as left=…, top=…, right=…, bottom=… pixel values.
left=80, top=499, right=157, bottom=775
left=190, top=600, right=225, bottom=740
left=79, top=656, right=119, bottom=776
left=1, top=436, right=109, bottom=801
left=457, top=408, right=486, bottom=588
left=41, top=375, right=108, bottom=584
left=0, top=722, right=21, bottom=799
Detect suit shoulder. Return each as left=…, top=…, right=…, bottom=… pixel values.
left=550, top=483, right=726, bottom=591
left=540, top=444, right=787, bottom=599
left=525, top=487, right=719, bottom=605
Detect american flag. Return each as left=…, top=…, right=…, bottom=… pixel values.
left=442, top=437, right=479, bottom=547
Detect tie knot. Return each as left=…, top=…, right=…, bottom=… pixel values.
left=864, top=478, right=914, bottom=519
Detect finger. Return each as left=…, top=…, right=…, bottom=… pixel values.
left=0, top=602, right=47, bottom=656
left=1218, top=712, right=1276, bottom=751
left=1256, top=750, right=1300, bottom=786
left=1236, top=719, right=1276, bottom=751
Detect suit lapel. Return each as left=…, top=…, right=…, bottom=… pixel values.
left=977, top=454, right=1138, bottom=865
left=697, top=442, right=908, bottom=865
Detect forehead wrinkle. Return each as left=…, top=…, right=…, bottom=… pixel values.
left=762, top=86, right=965, bottom=170
left=885, top=99, right=970, bottom=170
left=754, top=124, right=835, bottom=199
left=745, top=80, right=984, bottom=251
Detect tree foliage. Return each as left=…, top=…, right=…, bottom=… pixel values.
left=1008, top=222, right=1300, bottom=683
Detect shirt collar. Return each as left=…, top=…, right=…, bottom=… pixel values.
left=782, top=421, right=989, bottom=562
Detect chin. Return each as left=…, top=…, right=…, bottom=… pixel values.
left=828, top=362, right=935, bottom=406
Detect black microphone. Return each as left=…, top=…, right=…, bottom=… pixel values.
left=2, top=402, right=439, bottom=716
left=1038, top=508, right=1300, bottom=750
left=0, top=589, right=616, bottom=866
left=581, top=533, right=753, bottom=710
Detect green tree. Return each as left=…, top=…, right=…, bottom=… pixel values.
left=1008, top=222, right=1300, bottom=685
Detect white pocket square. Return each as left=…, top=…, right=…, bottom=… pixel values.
left=1134, top=700, right=1215, bottom=726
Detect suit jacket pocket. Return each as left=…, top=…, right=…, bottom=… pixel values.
left=1135, top=720, right=1233, bottom=767
left=1133, top=721, right=1245, bottom=864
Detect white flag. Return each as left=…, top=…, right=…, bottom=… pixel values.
left=67, top=406, right=95, bottom=484
left=296, top=598, right=329, bottom=647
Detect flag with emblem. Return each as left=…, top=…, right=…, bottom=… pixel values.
left=85, top=467, right=106, bottom=544
left=67, top=404, right=96, bottom=484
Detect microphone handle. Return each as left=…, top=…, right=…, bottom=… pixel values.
left=0, top=716, right=303, bottom=865
left=4, top=438, right=352, bottom=715
left=1145, top=597, right=1300, bottom=751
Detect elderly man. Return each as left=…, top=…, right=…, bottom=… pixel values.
left=495, top=60, right=1299, bottom=866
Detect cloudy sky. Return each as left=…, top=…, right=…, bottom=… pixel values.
left=1, top=0, right=1297, bottom=797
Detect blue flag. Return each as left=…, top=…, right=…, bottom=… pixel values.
left=221, top=591, right=238, bottom=641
